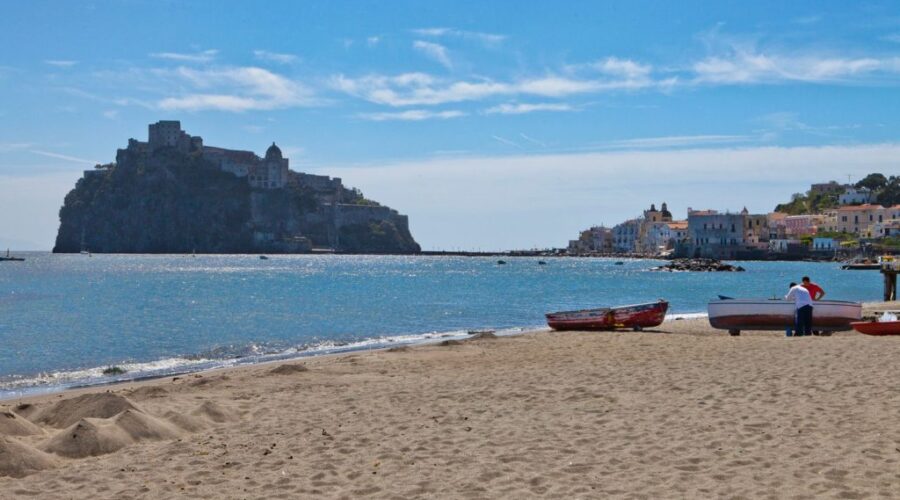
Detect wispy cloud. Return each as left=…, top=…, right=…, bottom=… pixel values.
left=491, top=135, right=521, bottom=148
left=484, top=102, right=575, bottom=114
left=882, top=33, right=900, bottom=43
left=367, top=36, right=381, bottom=47
left=157, top=66, right=318, bottom=112
left=596, top=134, right=754, bottom=150
left=358, top=109, right=465, bottom=121
left=333, top=71, right=653, bottom=107
left=691, top=31, right=900, bottom=84
left=0, top=143, right=33, bottom=152
left=413, top=41, right=453, bottom=69
left=253, top=50, right=299, bottom=64
left=102, top=110, right=119, bottom=119
left=412, top=28, right=506, bottom=46
left=150, top=49, right=218, bottom=63
left=44, top=60, right=77, bottom=68
left=30, top=150, right=98, bottom=164
left=519, top=133, right=547, bottom=147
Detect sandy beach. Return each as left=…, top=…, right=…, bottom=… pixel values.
left=2, top=302, right=900, bottom=499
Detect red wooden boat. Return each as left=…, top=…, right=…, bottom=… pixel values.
left=851, top=320, right=900, bottom=336
left=545, top=300, right=668, bottom=331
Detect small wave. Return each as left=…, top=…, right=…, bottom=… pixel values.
left=0, top=325, right=539, bottom=400
left=665, top=312, right=708, bottom=320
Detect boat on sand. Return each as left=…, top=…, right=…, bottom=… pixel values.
left=852, top=312, right=900, bottom=335
left=546, top=300, right=668, bottom=331
left=708, top=298, right=862, bottom=336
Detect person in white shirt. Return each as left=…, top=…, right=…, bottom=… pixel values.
left=785, top=282, right=814, bottom=336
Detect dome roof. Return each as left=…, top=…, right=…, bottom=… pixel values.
left=265, top=142, right=282, bottom=160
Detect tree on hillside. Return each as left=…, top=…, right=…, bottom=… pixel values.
left=876, top=175, right=900, bottom=206
left=855, top=173, right=888, bottom=191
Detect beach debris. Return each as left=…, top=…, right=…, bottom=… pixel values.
left=102, top=366, right=127, bottom=376
left=439, top=339, right=463, bottom=346
left=652, top=258, right=745, bottom=272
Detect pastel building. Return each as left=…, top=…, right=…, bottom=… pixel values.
left=839, top=187, right=873, bottom=205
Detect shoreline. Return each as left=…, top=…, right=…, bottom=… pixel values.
left=1, top=310, right=716, bottom=402
left=0, top=301, right=888, bottom=402
left=2, top=302, right=899, bottom=497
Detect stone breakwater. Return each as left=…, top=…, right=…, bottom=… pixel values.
left=652, top=258, right=745, bottom=272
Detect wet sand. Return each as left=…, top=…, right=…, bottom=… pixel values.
left=2, top=302, right=899, bottom=498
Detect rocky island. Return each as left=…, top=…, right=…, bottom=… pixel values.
left=53, top=121, right=419, bottom=254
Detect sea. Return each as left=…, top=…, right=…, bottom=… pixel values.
left=0, top=252, right=882, bottom=399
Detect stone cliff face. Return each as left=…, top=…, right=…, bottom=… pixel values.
left=53, top=147, right=420, bottom=254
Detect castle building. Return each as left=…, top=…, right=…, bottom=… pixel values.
left=117, top=120, right=314, bottom=190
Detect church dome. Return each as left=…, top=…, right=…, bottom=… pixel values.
left=265, top=142, right=282, bottom=160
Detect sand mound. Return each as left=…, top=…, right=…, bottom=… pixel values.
left=42, top=418, right=132, bottom=458
left=12, top=403, right=38, bottom=419
left=34, top=392, right=139, bottom=428
left=112, top=409, right=181, bottom=441
left=269, top=363, right=309, bottom=375
left=0, top=436, right=57, bottom=478
left=0, top=411, right=44, bottom=437
left=127, top=386, right=169, bottom=401
left=190, top=401, right=239, bottom=424
left=163, top=411, right=208, bottom=432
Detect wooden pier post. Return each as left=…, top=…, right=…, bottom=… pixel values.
left=885, top=270, right=897, bottom=302
left=882, top=258, right=898, bottom=302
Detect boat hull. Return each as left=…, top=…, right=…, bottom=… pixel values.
left=851, top=321, right=900, bottom=336
left=546, top=300, right=668, bottom=331
left=708, top=299, right=862, bottom=332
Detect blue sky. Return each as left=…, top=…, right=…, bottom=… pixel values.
left=1, top=0, right=899, bottom=250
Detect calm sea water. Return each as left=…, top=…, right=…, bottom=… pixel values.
left=0, top=253, right=881, bottom=398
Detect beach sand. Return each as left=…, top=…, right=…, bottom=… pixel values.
left=2, top=302, right=900, bottom=498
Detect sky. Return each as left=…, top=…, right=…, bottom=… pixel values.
left=1, top=0, right=899, bottom=251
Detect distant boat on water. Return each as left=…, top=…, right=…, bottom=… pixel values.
left=0, top=249, right=24, bottom=262
left=259, top=255, right=269, bottom=260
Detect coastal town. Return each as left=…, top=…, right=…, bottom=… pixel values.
left=567, top=178, right=900, bottom=260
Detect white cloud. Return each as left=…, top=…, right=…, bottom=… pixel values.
left=157, top=66, right=318, bottom=112
left=413, top=41, right=453, bottom=69
left=44, top=60, right=78, bottom=67
left=588, top=57, right=653, bottom=79
left=367, top=36, right=381, bottom=47
left=882, top=33, right=900, bottom=43
left=411, top=28, right=506, bottom=46
left=484, top=102, right=575, bottom=114
left=253, top=50, right=299, bottom=64
left=102, top=110, right=119, bottom=119
left=358, top=109, right=465, bottom=121
left=322, top=143, right=900, bottom=250
left=29, top=150, right=98, bottom=165
left=333, top=72, right=638, bottom=107
left=596, top=134, right=754, bottom=149
left=150, top=50, right=218, bottom=63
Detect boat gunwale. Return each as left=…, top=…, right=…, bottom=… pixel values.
left=545, top=300, right=668, bottom=318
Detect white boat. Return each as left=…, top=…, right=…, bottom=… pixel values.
left=708, top=298, right=862, bottom=335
